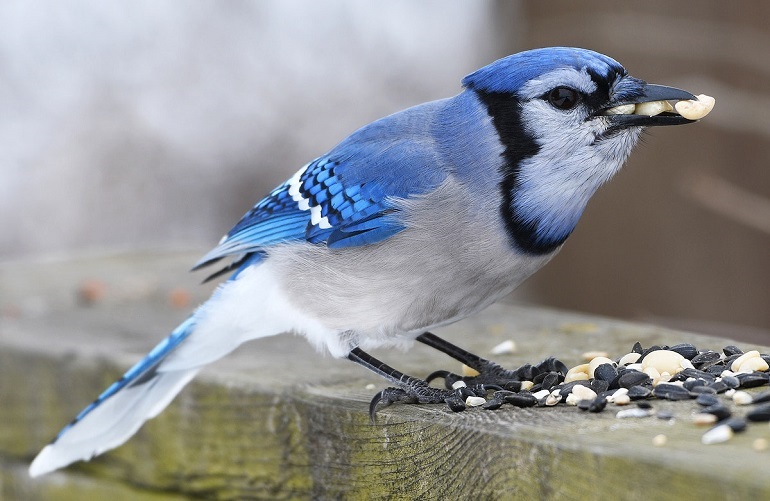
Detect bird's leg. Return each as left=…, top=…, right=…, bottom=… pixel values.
left=347, top=347, right=487, bottom=421
left=416, top=332, right=567, bottom=389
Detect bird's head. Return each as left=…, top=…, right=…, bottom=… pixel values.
left=463, top=47, right=701, bottom=254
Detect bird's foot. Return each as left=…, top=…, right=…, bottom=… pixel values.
left=368, top=382, right=487, bottom=421
left=426, top=356, right=568, bottom=393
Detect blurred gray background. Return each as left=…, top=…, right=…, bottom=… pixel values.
left=2, top=1, right=768, bottom=341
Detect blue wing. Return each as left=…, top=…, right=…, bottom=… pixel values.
left=193, top=120, right=448, bottom=276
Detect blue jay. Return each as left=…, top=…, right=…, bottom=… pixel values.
left=30, top=47, right=703, bottom=476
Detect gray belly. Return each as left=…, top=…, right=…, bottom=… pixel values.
left=266, top=178, right=556, bottom=345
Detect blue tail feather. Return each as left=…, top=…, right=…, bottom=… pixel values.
left=54, top=316, right=197, bottom=441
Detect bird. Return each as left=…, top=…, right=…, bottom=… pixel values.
left=29, top=47, right=705, bottom=477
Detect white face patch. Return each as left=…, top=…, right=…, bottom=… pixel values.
left=512, top=94, right=641, bottom=244
left=517, top=67, right=598, bottom=100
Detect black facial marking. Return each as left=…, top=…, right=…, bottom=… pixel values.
left=475, top=90, right=568, bottom=255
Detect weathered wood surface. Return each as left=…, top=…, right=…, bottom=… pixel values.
left=1, top=252, right=769, bottom=500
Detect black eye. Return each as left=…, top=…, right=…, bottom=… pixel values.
left=547, top=87, right=580, bottom=110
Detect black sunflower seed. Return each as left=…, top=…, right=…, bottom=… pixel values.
left=720, top=375, right=740, bottom=389
left=627, top=385, right=652, bottom=400
left=558, top=381, right=591, bottom=397
left=677, top=368, right=715, bottom=382
left=723, top=345, right=743, bottom=356
left=708, top=381, right=729, bottom=394
left=747, top=404, right=770, bottom=422
left=737, top=372, right=769, bottom=388
left=689, top=385, right=717, bottom=395
left=701, top=403, right=731, bottom=420
left=669, top=343, right=698, bottom=360
left=504, top=393, right=538, bottom=408
left=482, top=398, right=504, bottom=410
left=724, top=417, right=748, bottom=432
left=594, top=363, right=618, bottom=382
left=638, top=345, right=662, bottom=363
left=654, top=384, right=692, bottom=401
left=696, top=393, right=719, bottom=407
left=588, top=396, right=608, bottom=413
left=618, top=371, right=651, bottom=389
left=691, top=350, right=722, bottom=370
left=751, top=390, right=770, bottom=404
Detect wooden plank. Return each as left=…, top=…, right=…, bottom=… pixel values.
left=2, top=253, right=769, bottom=499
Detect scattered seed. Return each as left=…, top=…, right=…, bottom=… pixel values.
left=644, top=367, right=661, bottom=379
left=588, top=357, right=616, bottom=378
left=691, top=351, right=722, bottom=370
left=618, top=352, right=642, bottom=366
left=724, top=417, right=748, bottom=433
left=577, top=399, right=592, bottom=411
left=657, top=410, right=675, bottom=420
left=747, top=403, right=770, bottom=422
left=627, top=385, right=652, bottom=400
left=752, top=391, right=770, bottom=404
left=572, top=384, right=598, bottom=401
left=723, top=345, right=744, bottom=357
left=731, top=350, right=762, bottom=372
left=737, top=373, right=769, bottom=388
left=461, top=364, right=480, bottom=377
left=565, top=393, right=581, bottom=406
left=590, top=379, right=610, bottom=394
left=642, top=349, right=686, bottom=376
left=482, top=398, right=504, bottom=410
left=593, top=363, right=618, bottom=382
left=612, top=394, right=631, bottom=406
left=652, top=434, right=668, bottom=446
left=504, top=393, right=538, bottom=408
left=565, top=363, right=590, bottom=383
left=588, top=396, right=608, bottom=413
left=701, top=403, right=731, bottom=421
left=617, top=408, right=654, bottom=419
left=446, top=398, right=466, bottom=412
left=451, top=380, right=468, bottom=390
left=708, top=381, right=729, bottom=394
left=490, top=339, right=516, bottom=355
left=753, top=438, right=769, bottom=451
left=610, top=388, right=629, bottom=398
left=702, top=424, right=733, bottom=444
left=618, top=371, right=651, bottom=389
left=739, top=357, right=769, bottom=373
left=465, top=396, right=486, bottom=407
left=653, top=383, right=692, bottom=401
left=669, top=343, right=698, bottom=360
left=693, top=413, right=718, bottom=426
left=365, top=383, right=377, bottom=390
left=732, top=390, right=753, bottom=405
left=696, top=394, right=719, bottom=407
left=545, top=392, right=562, bottom=406
left=520, top=381, right=535, bottom=391
left=689, top=385, right=717, bottom=395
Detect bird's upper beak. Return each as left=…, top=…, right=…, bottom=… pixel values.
left=597, top=82, right=706, bottom=127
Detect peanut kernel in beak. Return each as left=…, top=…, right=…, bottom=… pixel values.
left=674, top=94, right=715, bottom=120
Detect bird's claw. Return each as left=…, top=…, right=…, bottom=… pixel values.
left=428, top=356, right=568, bottom=391
left=368, top=384, right=486, bottom=422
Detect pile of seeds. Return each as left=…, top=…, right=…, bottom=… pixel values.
left=462, top=342, right=770, bottom=445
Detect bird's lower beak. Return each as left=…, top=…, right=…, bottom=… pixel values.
left=599, top=84, right=711, bottom=127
